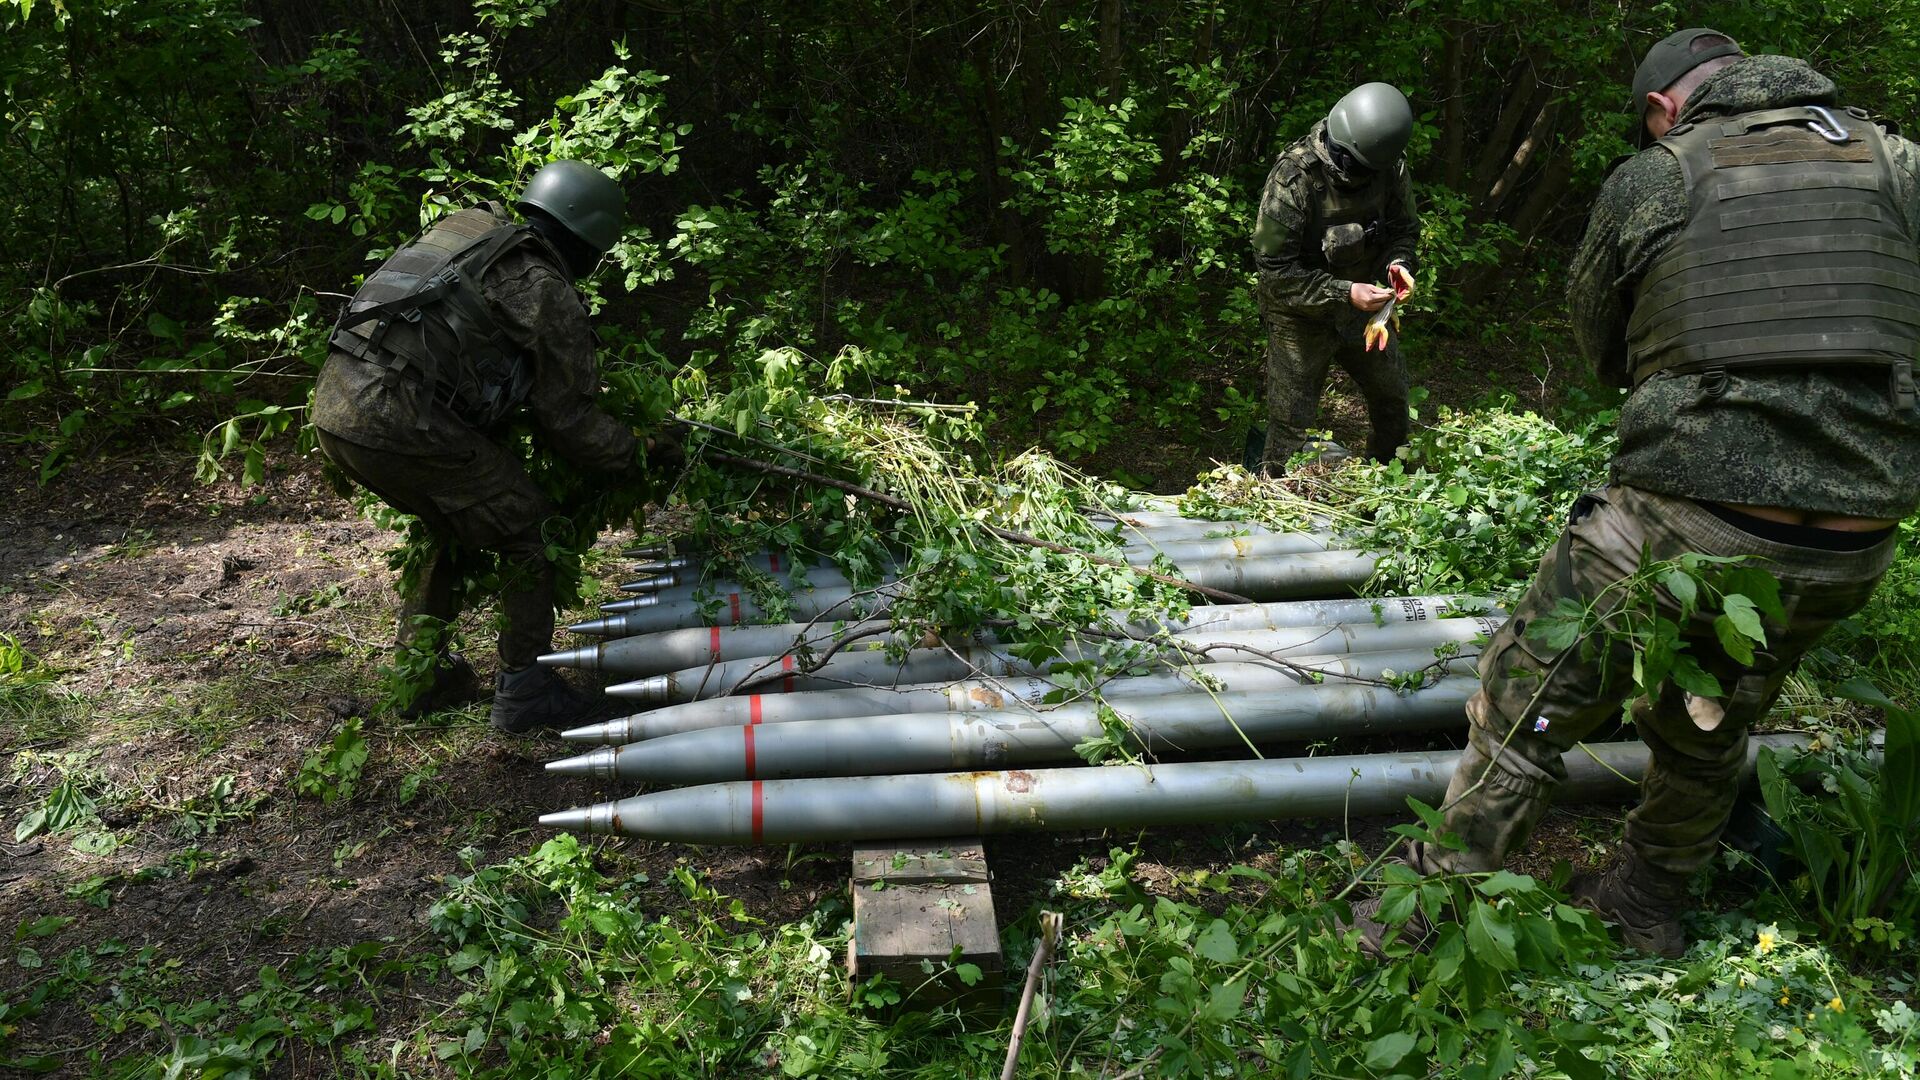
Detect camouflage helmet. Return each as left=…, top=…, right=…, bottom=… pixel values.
left=1325, top=82, right=1414, bottom=170
left=517, top=160, right=625, bottom=256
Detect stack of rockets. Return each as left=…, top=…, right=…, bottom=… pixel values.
left=535, top=507, right=1797, bottom=844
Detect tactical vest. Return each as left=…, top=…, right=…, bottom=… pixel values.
left=1276, top=134, right=1395, bottom=277
left=329, top=203, right=557, bottom=429
left=1625, top=106, right=1920, bottom=407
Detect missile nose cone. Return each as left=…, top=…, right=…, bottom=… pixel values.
left=539, top=646, right=597, bottom=670
left=539, top=807, right=596, bottom=831
left=605, top=674, right=671, bottom=704
left=545, top=749, right=615, bottom=778
left=560, top=718, right=620, bottom=743
left=634, top=555, right=695, bottom=573
left=625, top=542, right=673, bottom=558
left=568, top=615, right=626, bottom=636
left=618, top=570, right=681, bottom=592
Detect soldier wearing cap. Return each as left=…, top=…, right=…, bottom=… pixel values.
left=1251, top=82, right=1422, bottom=472
left=1353, top=31, right=1920, bottom=957
left=313, top=161, right=682, bottom=733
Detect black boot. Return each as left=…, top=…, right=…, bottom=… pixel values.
left=398, top=653, right=481, bottom=720
left=490, top=666, right=597, bottom=735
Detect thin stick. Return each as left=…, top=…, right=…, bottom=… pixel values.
left=701, top=450, right=1254, bottom=605
left=1001, top=910, right=1063, bottom=1080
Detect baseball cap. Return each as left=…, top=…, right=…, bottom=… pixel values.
left=1628, top=28, right=1744, bottom=143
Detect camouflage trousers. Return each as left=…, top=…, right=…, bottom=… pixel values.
left=316, top=427, right=560, bottom=671
left=1413, top=484, right=1895, bottom=884
left=1260, top=305, right=1408, bottom=471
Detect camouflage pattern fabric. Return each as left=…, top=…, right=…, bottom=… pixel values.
left=1262, top=307, right=1409, bottom=469
left=1251, top=120, right=1419, bottom=469
left=1413, top=484, right=1895, bottom=886
left=313, top=212, right=640, bottom=669
left=1569, top=55, right=1920, bottom=519
left=316, top=428, right=560, bottom=670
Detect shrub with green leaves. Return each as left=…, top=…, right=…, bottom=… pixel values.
left=1759, top=704, right=1920, bottom=958
left=1178, top=405, right=1616, bottom=596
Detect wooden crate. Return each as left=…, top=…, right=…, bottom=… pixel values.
left=848, top=837, right=1002, bottom=1006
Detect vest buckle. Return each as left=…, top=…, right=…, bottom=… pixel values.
left=1697, top=368, right=1730, bottom=400
left=1892, top=359, right=1915, bottom=412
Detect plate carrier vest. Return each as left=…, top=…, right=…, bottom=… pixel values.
left=329, top=203, right=563, bottom=429
left=1626, top=105, right=1920, bottom=409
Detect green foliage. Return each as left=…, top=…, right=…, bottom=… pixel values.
left=1179, top=406, right=1616, bottom=596
left=1815, top=523, right=1920, bottom=705
left=1759, top=704, right=1920, bottom=958
left=296, top=717, right=370, bottom=804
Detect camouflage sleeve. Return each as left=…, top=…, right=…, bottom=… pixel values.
left=1381, top=158, right=1420, bottom=272
left=1881, top=129, right=1920, bottom=239
left=487, top=251, right=639, bottom=474
left=1568, top=150, right=1688, bottom=388
left=1251, top=164, right=1351, bottom=310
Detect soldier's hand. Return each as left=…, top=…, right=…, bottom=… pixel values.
left=1349, top=282, right=1394, bottom=311
left=1387, top=263, right=1416, bottom=301
left=641, top=430, right=685, bottom=474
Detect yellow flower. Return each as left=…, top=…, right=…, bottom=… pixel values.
left=1828, top=997, right=1844, bottom=1013
left=1807, top=1011, right=1816, bottom=1023
left=1779, top=993, right=1791, bottom=1006
left=1757, top=930, right=1777, bottom=954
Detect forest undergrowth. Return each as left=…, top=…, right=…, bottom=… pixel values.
left=3, top=0, right=1919, bottom=1075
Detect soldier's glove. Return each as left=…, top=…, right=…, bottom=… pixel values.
left=640, top=430, right=686, bottom=475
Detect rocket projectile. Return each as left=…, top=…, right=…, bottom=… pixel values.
left=537, top=735, right=1814, bottom=843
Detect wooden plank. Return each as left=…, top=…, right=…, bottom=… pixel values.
left=852, top=839, right=988, bottom=885
left=849, top=837, right=1002, bottom=1007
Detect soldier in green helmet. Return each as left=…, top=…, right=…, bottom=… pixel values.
left=313, top=160, right=682, bottom=734
left=1250, top=81, right=1421, bottom=472
left=1352, top=31, right=1920, bottom=958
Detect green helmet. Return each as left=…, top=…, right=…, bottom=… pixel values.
left=517, top=160, right=625, bottom=255
left=1325, top=83, right=1413, bottom=170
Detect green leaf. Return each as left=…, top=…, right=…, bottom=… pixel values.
left=954, top=962, right=983, bottom=986
left=14, top=915, right=74, bottom=941
left=1464, top=902, right=1518, bottom=971
left=1662, top=568, right=1698, bottom=614
left=13, top=808, right=47, bottom=843
left=1720, top=593, right=1766, bottom=644
left=1527, top=614, right=1581, bottom=653
left=1193, top=919, right=1238, bottom=964
left=1363, top=1031, right=1417, bottom=1070
left=1713, top=615, right=1755, bottom=667
left=1445, top=484, right=1470, bottom=507
left=1882, top=706, right=1920, bottom=829
left=1719, top=566, right=1785, bottom=621
left=1669, top=654, right=1723, bottom=698
left=1199, top=978, right=1245, bottom=1021
left=1475, top=870, right=1537, bottom=897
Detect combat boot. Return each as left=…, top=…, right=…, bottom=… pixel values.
left=1344, top=889, right=1436, bottom=959
left=399, top=653, right=481, bottom=720
left=490, top=666, right=597, bottom=735
left=1569, top=850, right=1690, bottom=958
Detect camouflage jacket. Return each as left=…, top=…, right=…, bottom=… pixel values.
left=1570, top=55, right=1920, bottom=518
left=313, top=206, right=638, bottom=475
left=1251, top=120, right=1420, bottom=316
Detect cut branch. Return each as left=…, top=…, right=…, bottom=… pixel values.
left=697, top=448, right=1255, bottom=604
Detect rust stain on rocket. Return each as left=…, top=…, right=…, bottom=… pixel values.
left=1004, top=770, right=1035, bottom=793
left=968, top=687, right=1006, bottom=708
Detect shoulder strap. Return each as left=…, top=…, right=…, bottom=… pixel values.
left=334, top=223, right=524, bottom=331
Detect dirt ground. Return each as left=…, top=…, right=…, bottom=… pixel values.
left=0, top=396, right=1610, bottom=1075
